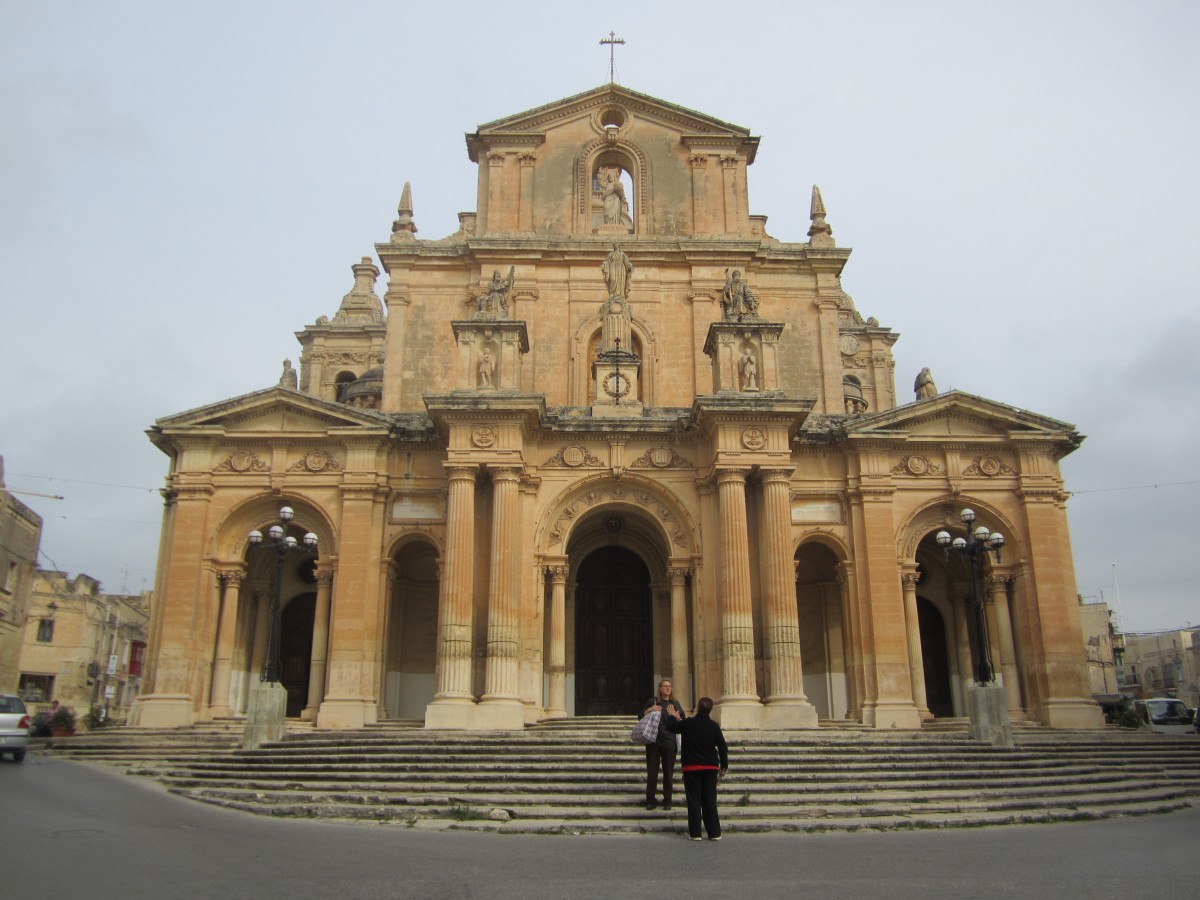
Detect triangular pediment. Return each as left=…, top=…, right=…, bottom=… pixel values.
left=153, top=388, right=392, bottom=435
left=843, top=391, right=1083, bottom=448
left=468, top=84, right=754, bottom=156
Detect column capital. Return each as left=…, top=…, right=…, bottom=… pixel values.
left=716, top=468, right=748, bottom=486
left=667, top=566, right=690, bottom=584
left=218, top=566, right=247, bottom=588
left=759, top=467, right=795, bottom=484
left=901, top=571, right=921, bottom=590
left=489, top=466, right=523, bottom=484
left=546, top=564, right=569, bottom=582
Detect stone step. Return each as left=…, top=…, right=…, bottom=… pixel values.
left=40, top=722, right=1200, bottom=834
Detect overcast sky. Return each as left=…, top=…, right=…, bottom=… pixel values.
left=2, top=2, right=1197, bottom=633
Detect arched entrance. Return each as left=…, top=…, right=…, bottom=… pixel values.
left=794, top=542, right=849, bottom=720
left=280, top=593, right=314, bottom=718
left=574, top=546, right=652, bottom=716
left=917, top=597, right=954, bottom=718
left=383, top=541, right=440, bottom=720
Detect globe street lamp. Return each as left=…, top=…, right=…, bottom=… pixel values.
left=937, top=509, right=1004, bottom=684
left=248, top=506, right=317, bottom=684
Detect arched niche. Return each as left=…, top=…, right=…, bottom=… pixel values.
left=570, top=312, right=658, bottom=407
left=574, top=138, right=651, bottom=235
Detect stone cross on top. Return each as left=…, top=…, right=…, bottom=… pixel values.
left=600, top=31, right=625, bottom=83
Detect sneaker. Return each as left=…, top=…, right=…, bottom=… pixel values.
left=689, top=836, right=703, bottom=841
left=709, top=835, right=722, bottom=841
left=645, top=801, right=656, bottom=810
left=662, top=802, right=672, bottom=811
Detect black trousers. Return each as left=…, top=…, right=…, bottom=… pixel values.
left=682, top=770, right=721, bottom=838
left=645, top=742, right=676, bottom=803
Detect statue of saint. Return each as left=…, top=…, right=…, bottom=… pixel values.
left=279, top=359, right=298, bottom=390
left=720, top=269, right=759, bottom=321
left=914, top=367, right=938, bottom=401
left=740, top=347, right=758, bottom=391
left=598, top=165, right=632, bottom=227
left=474, top=266, right=515, bottom=319
left=478, top=349, right=495, bottom=388
left=601, top=243, right=633, bottom=299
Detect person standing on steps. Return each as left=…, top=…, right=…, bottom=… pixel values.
left=664, top=696, right=728, bottom=841
left=641, top=679, right=685, bottom=810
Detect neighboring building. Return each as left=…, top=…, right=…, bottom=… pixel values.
left=131, top=84, right=1102, bottom=733
left=18, top=570, right=149, bottom=720
left=0, top=455, right=43, bottom=693
left=1079, top=599, right=1121, bottom=698
left=1119, top=628, right=1200, bottom=709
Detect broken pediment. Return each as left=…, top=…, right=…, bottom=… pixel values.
left=152, top=387, right=392, bottom=436
left=841, top=391, right=1083, bottom=450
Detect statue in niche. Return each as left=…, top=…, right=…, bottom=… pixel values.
left=720, top=269, right=760, bottom=321
left=739, top=347, right=759, bottom=391
left=914, top=367, right=938, bottom=401
left=601, top=242, right=633, bottom=299
left=597, top=165, right=632, bottom=227
left=478, top=349, right=495, bottom=388
left=474, top=266, right=515, bottom=319
left=278, top=359, right=298, bottom=390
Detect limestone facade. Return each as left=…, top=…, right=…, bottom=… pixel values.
left=131, top=85, right=1102, bottom=731
left=16, top=571, right=149, bottom=719
left=0, top=457, right=43, bottom=693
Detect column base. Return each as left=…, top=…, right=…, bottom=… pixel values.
left=476, top=698, right=526, bottom=730
left=315, top=696, right=376, bottom=730
left=713, top=698, right=763, bottom=729
left=128, top=694, right=195, bottom=728
left=424, top=697, right=478, bottom=730
left=870, top=700, right=923, bottom=730
left=761, top=699, right=820, bottom=729
left=243, top=683, right=288, bottom=748
left=967, top=682, right=1014, bottom=748
left=1038, top=696, right=1105, bottom=729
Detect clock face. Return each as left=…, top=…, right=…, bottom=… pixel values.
left=839, top=334, right=861, bottom=356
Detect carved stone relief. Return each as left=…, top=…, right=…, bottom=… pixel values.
left=216, top=451, right=268, bottom=473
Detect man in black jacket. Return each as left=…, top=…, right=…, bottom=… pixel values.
left=664, top=697, right=728, bottom=840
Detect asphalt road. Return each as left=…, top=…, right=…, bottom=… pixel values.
left=1, top=750, right=1196, bottom=900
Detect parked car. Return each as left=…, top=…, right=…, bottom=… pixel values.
left=0, top=693, right=30, bottom=762
left=1134, top=698, right=1194, bottom=736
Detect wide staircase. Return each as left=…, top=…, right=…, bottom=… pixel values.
left=37, top=718, right=1200, bottom=834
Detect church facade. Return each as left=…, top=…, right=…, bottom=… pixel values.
left=131, top=85, right=1102, bottom=732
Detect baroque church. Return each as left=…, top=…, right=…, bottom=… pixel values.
left=130, top=84, right=1102, bottom=732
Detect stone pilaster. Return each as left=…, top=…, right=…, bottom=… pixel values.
left=302, top=567, right=334, bottom=721
left=546, top=562, right=568, bottom=718
left=988, top=574, right=1023, bottom=717
left=208, top=567, right=245, bottom=718
left=667, top=565, right=691, bottom=709
left=901, top=569, right=931, bottom=720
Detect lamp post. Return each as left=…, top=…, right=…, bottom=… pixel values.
left=248, top=506, right=317, bottom=684
left=937, top=509, right=1004, bottom=685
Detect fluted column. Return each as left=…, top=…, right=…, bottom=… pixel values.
left=668, top=566, right=691, bottom=708
left=989, top=574, right=1023, bottom=716
left=209, top=568, right=245, bottom=717
left=546, top=563, right=569, bottom=718
left=716, top=470, right=759, bottom=725
left=901, top=570, right=931, bottom=719
left=483, top=467, right=521, bottom=704
left=759, top=469, right=817, bottom=727
left=432, top=466, right=478, bottom=705
left=302, top=567, right=335, bottom=721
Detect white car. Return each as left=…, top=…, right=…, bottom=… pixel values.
left=0, top=693, right=30, bottom=762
